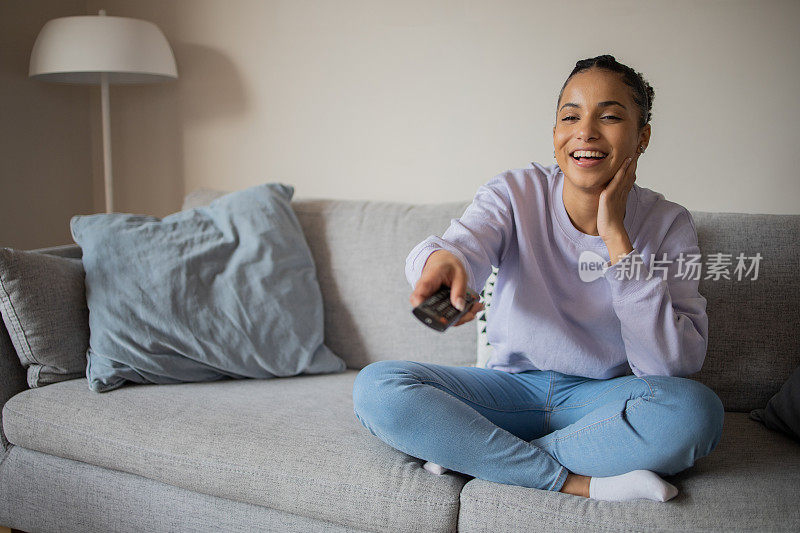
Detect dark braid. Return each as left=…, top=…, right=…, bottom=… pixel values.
left=557, top=54, right=655, bottom=129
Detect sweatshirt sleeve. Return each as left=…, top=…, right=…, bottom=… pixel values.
left=404, top=176, right=514, bottom=294
left=601, top=209, right=709, bottom=377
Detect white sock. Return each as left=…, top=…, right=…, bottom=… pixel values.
left=588, top=470, right=678, bottom=502
left=422, top=462, right=678, bottom=502
left=422, top=461, right=449, bottom=475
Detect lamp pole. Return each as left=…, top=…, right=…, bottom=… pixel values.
left=98, top=9, right=114, bottom=213
left=100, top=70, right=113, bottom=213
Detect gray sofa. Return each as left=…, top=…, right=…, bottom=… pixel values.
left=1, top=194, right=799, bottom=532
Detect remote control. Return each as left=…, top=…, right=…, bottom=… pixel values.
left=412, top=284, right=479, bottom=332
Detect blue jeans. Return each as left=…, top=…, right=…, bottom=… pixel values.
left=352, top=360, right=724, bottom=492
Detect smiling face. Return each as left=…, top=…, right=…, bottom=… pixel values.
left=553, top=67, right=651, bottom=192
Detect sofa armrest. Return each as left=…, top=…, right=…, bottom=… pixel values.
left=0, top=244, right=83, bottom=459
left=0, top=320, right=26, bottom=458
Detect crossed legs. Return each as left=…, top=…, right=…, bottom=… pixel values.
left=352, top=360, right=724, bottom=499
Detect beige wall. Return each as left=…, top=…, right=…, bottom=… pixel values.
left=0, top=0, right=93, bottom=249
left=3, top=1, right=799, bottom=248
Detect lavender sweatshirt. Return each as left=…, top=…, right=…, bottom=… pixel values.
left=404, top=162, right=708, bottom=379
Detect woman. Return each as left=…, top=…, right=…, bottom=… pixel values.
left=352, top=55, right=724, bottom=502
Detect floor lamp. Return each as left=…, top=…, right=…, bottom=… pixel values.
left=29, top=10, right=178, bottom=213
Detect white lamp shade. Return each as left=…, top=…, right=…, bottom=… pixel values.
left=29, top=15, right=178, bottom=84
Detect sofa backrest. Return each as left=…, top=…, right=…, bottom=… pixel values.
left=689, top=211, right=800, bottom=412
left=291, top=201, right=800, bottom=413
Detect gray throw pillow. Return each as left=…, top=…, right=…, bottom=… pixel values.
left=71, top=183, right=346, bottom=393
left=750, top=366, right=800, bottom=442
left=0, top=249, right=88, bottom=387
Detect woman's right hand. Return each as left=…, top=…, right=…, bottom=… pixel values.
left=410, top=250, right=485, bottom=327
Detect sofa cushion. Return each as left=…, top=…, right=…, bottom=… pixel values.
left=2, top=372, right=466, bottom=532
left=0, top=447, right=365, bottom=533
left=457, top=412, right=800, bottom=531
left=0, top=248, right=88, bottom=388
left=70, top=184, right=345, bottom=392
left=184, top=189, right=479, bottom=369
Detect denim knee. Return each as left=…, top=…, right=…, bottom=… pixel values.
left=678, top=379, right=724, bottom=450
left=352, top=360, right=412, bottom=421
left=646, top=376, right=725, bottom=472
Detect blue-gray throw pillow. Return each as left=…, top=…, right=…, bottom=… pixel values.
left=70, top=183, right=346, bottom=393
